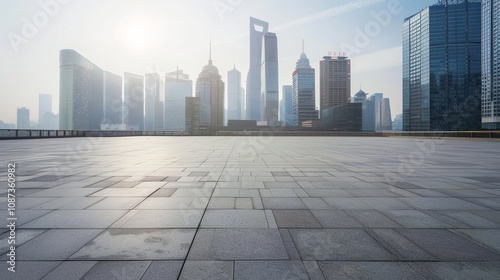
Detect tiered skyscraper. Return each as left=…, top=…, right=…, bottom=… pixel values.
left=195, top=45, right=224, bottom=127
left=292, top=43, right=316, bottom=126
left=403, top=0, right=481, bottom=131
left=124, top=72, right=144, bottom=130
left=165, top=70, right=193, bottom=131
left=227, top=66, right=242, bottom=121
left=482, top=0, right=500, bottom=129
left=59, top=49, right=104, bottom=130
left=320, top=55, right=351, bottom=117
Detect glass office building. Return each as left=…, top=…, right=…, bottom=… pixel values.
left=292, top=50, right=316, bottom=126
left=228, top=67, right=242, bottom=121
left=165, top=70, right=193, bottom=131
left=482, top=0, right=500, bottom=129
left=280, top=85, right=293, bottom=126
left=124, top=72, right=144, bottom=130
left=261, top=32, right=279, bottom=126
left=247, top=17, right=269, bottom=121
left=103, top=71, right=122, bottom=125
left=403, top=0, right=481, bottom=131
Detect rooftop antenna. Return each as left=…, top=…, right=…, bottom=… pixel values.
left=176, top=66, right=179, bottom=80
left=302, top=39, right=304, bottom=53
left=209, top=35, right=212, bottom=64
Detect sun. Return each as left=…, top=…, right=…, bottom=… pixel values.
left=117, top=16, right=164, bottom=52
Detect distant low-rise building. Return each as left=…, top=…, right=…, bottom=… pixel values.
left=17, top=107, right=30, bottom=129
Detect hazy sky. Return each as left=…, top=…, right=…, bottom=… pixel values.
left=0, top=0, right=438, bottom=124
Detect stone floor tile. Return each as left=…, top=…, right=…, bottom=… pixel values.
left=41, top=261, right=97, bottom=280
left=318, top=261, right=429, bottom=280
left=71, top=229, right=195, bottom=260
left=290, top=229, right=394, bottom=261
left=16, top=229, right=103, bottom=260
left=80, top=261, right=150, bottom=280
left=397, top=229, right=500, bottom=261
left=273, top=210, right=323, bottom=228
left=141, top=261, right=183, bottom=280
left=119, top=210, right=203, bottom=228
left=201, top=210, right=268, bottom=228
left=179, top=261, right=233, bottom=280
left=235, top=261, right=308, bottom=280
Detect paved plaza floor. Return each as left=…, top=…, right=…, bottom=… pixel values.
left=1, top=136, right=500, bottom=279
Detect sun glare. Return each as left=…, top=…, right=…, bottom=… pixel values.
left=117, top=16, right=163, bottom=52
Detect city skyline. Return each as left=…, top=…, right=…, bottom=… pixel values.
left=0, top=0, right=439, bottom=124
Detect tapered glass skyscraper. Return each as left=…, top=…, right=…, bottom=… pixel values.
left=261, top=32, right=279, bottom=126
left=247, top=17, right=269, bottom=121
left=403, top=0, right=481, bottom=131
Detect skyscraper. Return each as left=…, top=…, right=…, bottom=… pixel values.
left=482, top=0, right=500, bottom=129
left=59, top=49, right=104, bottom=130
left=372, top=93, right=384, bottom=132
left=38, top=93, right=52, bottom=129
left=228, top=66, right=242, bottom=121
left=124, top=72, right=144, bottom=130
left=165, top=70, right=193, bottom=131
left=320, top=55, right=351, bottom=117
left=103, top=71, right=122, bottom=125
left=378, top=98, right=392, bottom=131
left=145, top=73, right=164, bottom=131
left=280, top=85, right=293, bottom=126
left=352, top=89, right=373, bottom=131
left=403, top=0, right=481, bottom=131
left=240, top=87, right=246, bottom=120
left=17, top=107, right=30, bottom=129
left=247, top=17, right=269, bottom=121
left=261, top=32, right=279, bottom=126
left=292, top=44, right=316, bottom=126
left=185, top=96, right=200, bottom=133
left=195, top=46, right=224, bottom=127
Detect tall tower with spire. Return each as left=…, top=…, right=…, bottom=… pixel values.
left=195, top=39, right=225, bottom=126
left=292, top=41, right=316, bottom=126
